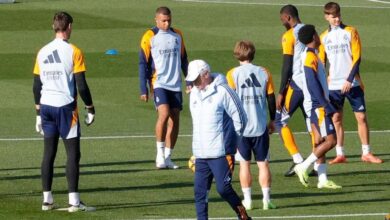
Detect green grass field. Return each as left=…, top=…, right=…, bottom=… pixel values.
left=0, top=0, right=389, bottom=219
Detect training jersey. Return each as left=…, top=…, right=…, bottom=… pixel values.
left=301, top=48, right=329, bottom=116
left=319, top=24, right=362, bottom=90
left=139, top=27, right=188, bottom=94
left=282, top=23, right=306, bottom=89
left=33, top=38, right=86, bottom=107
left=227, top=63, right=274, bottom=137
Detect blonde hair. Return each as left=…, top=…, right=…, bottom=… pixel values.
left=233, top=40, right=255, bottom=62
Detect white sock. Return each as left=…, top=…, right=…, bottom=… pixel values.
left=313, top=162, right=320, bottom=171
left=43, top=191, right=53, bottom=204
left=317, top=163, right=328, bottom=183
left=302, top=153, right=318, bottom=170
left=362, top=145, right=370, bottom=155
left=241, top=187, right=252, bottom=202
left=292, top=153, right=304, bottom=164
left=335, top=145, right=345, bottom=156
left=262, top=187, right=270, bottom=202
left=69, top=192, right=80, bottom=206
left=156, top=141, right=165, bottom=157
left=165, top=147, right=172, bottom=159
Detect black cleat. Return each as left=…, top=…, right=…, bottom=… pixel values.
left=284, top=162, right=297, bottom=177
left=308, top=169, right=318, bottom=177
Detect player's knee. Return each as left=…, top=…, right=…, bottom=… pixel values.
left=355, top=112, right=367, bottom=123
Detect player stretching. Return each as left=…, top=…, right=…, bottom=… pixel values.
left=319, top=2, right=382, bottom=164
left=294, top=24, right=341, bottom=189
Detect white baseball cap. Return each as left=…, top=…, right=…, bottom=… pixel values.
left=185, top=59, right=210, bottom=82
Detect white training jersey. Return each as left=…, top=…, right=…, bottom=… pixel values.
left=226, top=63, right=275, bottom=137
left=150, top=29, right=183, bottom=91
left=319, top=24, right=361, bottom=90
left=33, top=38, right=86, bottom=107
left=282, top=23, right=306, bottom=89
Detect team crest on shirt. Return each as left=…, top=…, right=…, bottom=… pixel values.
left=175, top=38, right=179, bottom=46
left=343, top=34, right=349, bottom=41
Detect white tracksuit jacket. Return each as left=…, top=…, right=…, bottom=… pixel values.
left=189, top=73, right=247, bottom=159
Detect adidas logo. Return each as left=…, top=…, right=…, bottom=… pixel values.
left=358, top=105, right=365, bottom=111
left=241, top=73, right=262, bottom=88
left=43, top=50, right=61, bottom=64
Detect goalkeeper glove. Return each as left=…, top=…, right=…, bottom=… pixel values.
left=84, top=106, right=95, bottom=126
left=35, top=115, right=44, bottom=135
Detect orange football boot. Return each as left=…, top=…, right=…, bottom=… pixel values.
left=328, top=155, right=347, bottom=165
left=361, top=153, right=383, bottom=164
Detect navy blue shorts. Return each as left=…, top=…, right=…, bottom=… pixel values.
left=310, top=107, right=336, bottom=138
left=329, top=86, right=366, bottom=112
left=238, top=129, right=270, bottom=162
left=153, top=88, right=183, bottom=110
left=40, top=102, right=80, bottom=139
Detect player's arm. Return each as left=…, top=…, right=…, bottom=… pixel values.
left=139, top=30, right=154, bottom=101
left=221, top=85, right=247, bottom=136
left=265, top=69, right=276, bottom=134
left=347, top=27, right=361, bottom=83
left=277, top=31, right=294, bottom=110
left=32, top=59, right=43, bottom=135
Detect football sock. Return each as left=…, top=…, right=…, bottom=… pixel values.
left=281, top=126, right=300, bottom=155
left=335, top=145, right=344, bottom=156
left=156, top=142, right=165, bottom=157
left=43, top=191, right=53, bottom=204
left=165, top=147, right=172, bottom=159
left=241, top=187, right=252, bottom=202
left=317, top=163, right=328, bottom=183
left=362, top=145, right=370, bottom=155
left=292, top=153, right=304, bottom=164
left=69, top=192, right=80, bottom=206
left=262, top=187, right=270, bottom=202
left=302, top=153, right=318, bottom=170
left=313, top=162, right=320, bottom=171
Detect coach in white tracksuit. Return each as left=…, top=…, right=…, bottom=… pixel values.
left=186, top=60, right=251, bottom=220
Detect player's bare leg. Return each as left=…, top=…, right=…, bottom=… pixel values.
left=329, top=111, right=347, bottom=164
left=164, top=108, right=180, bottom=169
left=239, top=161, right=253, bottom=210
left=355, top=112, right=383, bottom=163
left=258, top=161, right=275, bottom=210
left=155, top=104, right=169, bottom=168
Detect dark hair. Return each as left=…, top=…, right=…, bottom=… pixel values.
left=280, top=4, right=299, bottom=19
left=156, top=6, right=171, bottom=16
left=53, top=11, right=73, bottom=32
left=233, top=40, right=255, bottom=62
left=324, top=2, right=340, bottom=16
left=298, top=24, right=316, bottom=44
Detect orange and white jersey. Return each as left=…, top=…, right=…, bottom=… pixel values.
left=281, top=23, right=306, bottom=89
left=33, top=38, right=86, bottom=107
left=226, top=63, right=274, bottom=137
left=319, top=24, right=362, bottom=90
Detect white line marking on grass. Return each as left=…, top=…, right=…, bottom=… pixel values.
left=369, top=0, right=390, bottom=4
left=174, top=0, right=390, bottom=9
left=140, top=212, right=389, bottom=220
left=0, top=130, right=389, bottom=141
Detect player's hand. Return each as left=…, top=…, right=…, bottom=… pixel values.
left=268, top=121, right=275, bottom=134
left=341, top=81, right=352, bottom=94
left=35, top=115, right=44, bottom=135
left=276, top=94, right=284, bottom=111
left=140, top=94, right=148, bottom=102
left=84, top=106, right=95, bottom=126
left=185, top=85, right=192, bottom=94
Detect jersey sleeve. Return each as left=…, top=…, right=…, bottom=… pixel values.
left=226, top=68, right=236, bottom=90
left=71, top=45, right=86, bottom=74
left=139, top=29, right=154, bottom=95
left=33, top=56, right=40, bottom=75
left=281, top=30, right=295, bottom=55
left=221, top=85, right=247, bottom=136
left=318, top=31, right=328, bottom=64
left=347, top=27, right=361, bottom=82
left=303, top=52, right=328, bottom=107
left=174, top=28, right=189, bottom=77
left=264, top=68, right=275, bottom=95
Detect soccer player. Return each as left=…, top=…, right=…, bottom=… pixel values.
left=276, top=5, right=316, bottom=177
left=319, top=2, right=383, bottom=164
left=33, top=12, right=95, bottom=212
left=294, top=24, right=341, bottom=189
left=226, top=40, right=276, bottom=210
left=138, top=6, right=189, bottom=169
left=186, top=59, right=251, bottom=220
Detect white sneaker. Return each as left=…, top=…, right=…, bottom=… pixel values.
left=165, top=156, right=179, bottom=169
left=68, top=201, right=96, bottom=212
left=156, top=154, right=166, bottom=169
left=241, top=200, right=253, bottom=210
left=263, top=200, right=276, bottom=210
left=42, top=202, right=56, bottom=211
